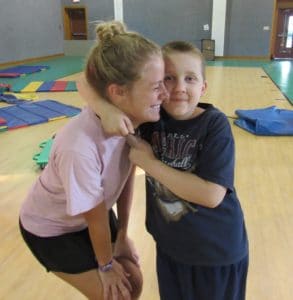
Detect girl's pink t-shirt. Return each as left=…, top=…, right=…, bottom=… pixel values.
left=20, top=106, right=132, bottom=237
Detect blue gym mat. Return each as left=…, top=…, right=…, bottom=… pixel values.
left=0, top=94, right=30, bottom=104
left=0, top=100, right=81, bottom=131
left=0, top=65, right=49, bottom=78
left=234, top=106, right=293, bottom=136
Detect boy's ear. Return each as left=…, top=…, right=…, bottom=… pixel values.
left=201, top=80, right=208, bottom=96
left=107, top=83, right=127, bottom=104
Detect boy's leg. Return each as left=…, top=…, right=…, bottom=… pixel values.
left=156, top=246, right=182, bottom=300
left=193, top=255, right=249, bottom=300
left=156, top=244, right=248, bottom=300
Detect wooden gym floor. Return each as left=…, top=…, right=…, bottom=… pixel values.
left=0, top=64, right=292, bottom=299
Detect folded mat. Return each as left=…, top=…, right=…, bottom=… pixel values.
left=234, top=106, right=293, bottom=136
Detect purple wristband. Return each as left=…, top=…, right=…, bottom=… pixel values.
left=99, top=259, right=113, bottom=272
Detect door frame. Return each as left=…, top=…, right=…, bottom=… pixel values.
left=270, top=0, right=293, bottom=59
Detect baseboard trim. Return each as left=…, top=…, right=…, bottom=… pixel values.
left=215, top=56, right=271, bottom=60
left=0, top=53, right=65, bottom=68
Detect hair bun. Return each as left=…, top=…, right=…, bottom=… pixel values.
left=96, top=21, right=127, bottom=42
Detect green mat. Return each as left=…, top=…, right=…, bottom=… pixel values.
left=33, top=138, right=53, bottom=169
left=263, top=61, right=293, bottom=105
left=0, top=56, right=85, bottom=87
left=206, top=59, right=270, bottom=68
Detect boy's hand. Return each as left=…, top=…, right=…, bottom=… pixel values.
left=77, top=73, right=134, bottom=136
left=76, top=73, right=95, bottom=104
left=125, top=134, right=139, bottom=148
left=127, top=136, right=156, bottom=168
left=101, top=112, right=134, bottom=136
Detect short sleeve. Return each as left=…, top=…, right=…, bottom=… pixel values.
left=56, top=150, right=104, bottom=216
left=195, top=114, right=235, bottom=192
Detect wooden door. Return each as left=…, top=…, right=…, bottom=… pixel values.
left=63, top=7, right=87, bottom=40
left=274, top=8, right=293, bottom=58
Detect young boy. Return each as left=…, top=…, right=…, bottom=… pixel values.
left=79, top=41, right=249, bottom=300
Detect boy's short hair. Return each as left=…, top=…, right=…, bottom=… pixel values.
left=162, top=41, right=206, bottom=80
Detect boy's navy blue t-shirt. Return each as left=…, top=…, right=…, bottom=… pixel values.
left=139, top=103, right=248, bottom=266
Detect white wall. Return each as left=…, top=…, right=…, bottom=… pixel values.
left=211, top=0, right=227, bottom=56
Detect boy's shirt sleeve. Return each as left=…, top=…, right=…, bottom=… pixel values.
left=194, top=113, right=235, bottom=192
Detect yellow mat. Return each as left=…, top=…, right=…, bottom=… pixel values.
left=21, top=81, right=43, bottom=93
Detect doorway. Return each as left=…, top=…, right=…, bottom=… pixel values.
left=63, top=6, right=88, bottom=40
left=274, top=8, right=293, bottom=58
left=271, top=1, right=293, bottom=59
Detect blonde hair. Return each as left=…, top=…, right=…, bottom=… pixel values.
left=162, top=41, right=206, bottom=80
left=86, top=21, right=161, bottom=98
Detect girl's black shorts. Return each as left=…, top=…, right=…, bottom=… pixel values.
left=19, top=209, right=118, bottom=274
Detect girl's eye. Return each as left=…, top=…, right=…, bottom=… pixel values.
left=154, top=83, right=163, bottom=91
left=164, top=75, right=173, bottom=81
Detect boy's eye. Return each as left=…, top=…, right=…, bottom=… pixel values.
left=186, top=76, right=196, bottom=82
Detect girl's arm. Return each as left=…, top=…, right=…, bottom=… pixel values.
left=83, top=202, right=132, bottom=299
left=77, top=73, right=134, bottom=136
left=128, top=137, right=226, bottom=208
left=83, top=202, right=113, bottom=267
left=114, top=167, right=139, bottom=264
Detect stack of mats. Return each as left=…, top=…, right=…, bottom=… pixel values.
left=12, top=80, right=77, bottom=93
left=0, top=100, right=81, bottom=132
left=234, top=106, right=293, bottom=136
left=0, top=65, right=49, bottom=78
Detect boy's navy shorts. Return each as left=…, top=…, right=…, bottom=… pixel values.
left=156, top=245, right=248, bottom=300
left=19, top=209, right=118, bottom=274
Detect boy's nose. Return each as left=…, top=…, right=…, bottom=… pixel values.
left=174, top=80, right=185, bottom=92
